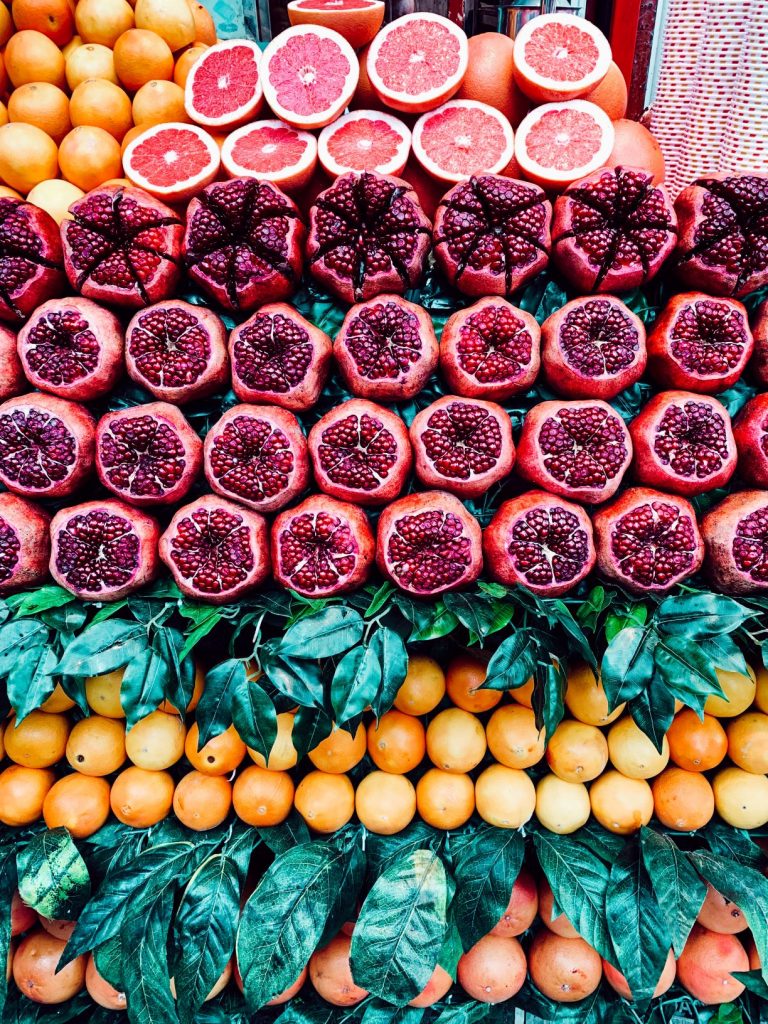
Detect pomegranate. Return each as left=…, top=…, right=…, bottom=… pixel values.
left=376, top=490, right=483, bottom=596
left=433, top=175, right=551, bottom=296
left=593, top=487, right=705, bottom=594
left=334, top=295, right=438, bottom=402
left=483, top=490, right=596, bottom=596
left=61, top=185, right=184, bottom=308
left=229, top=303, right=332, bottom=412
left=0, top=325, right=25, bottom=399
left=516, top=399, right=632, bottom=504
left=306, top=172, right=431, bottom=304
left=733, top=394, right=768, bottom=487
left=0, top=493, right=51, bottom=593
left=125, top=300, right=229, bottom=405
left=0, top=198, right=65, bottom=324
left=159, top=494, right=271, bottom=604
left=50, top=499, right=160, bottom=600
left=748, top=300, right=768, bottom=386
left=203, top=404, right=310, bottom=514
left=629, top=391, right=737, bottom=496
left=410, top=396, right=515, bottom=498
left=308, top=398, right=412, bottom=506
left=439, top=297, right=541, bottom=400
left=271, top=494, right=374, bottom=597
left=184, top=178, right=305, bottom=312
left=17, top=297, right=124, bottom=402
left=0, top=393, right=95, bottom=499
left=541, top=295, right=647, bottom=400
left=701, top=490, right=768, bottom=594
left=674, top=173, right=768, bottom=297
left=552, top=166, right=677, bottom=293
left=96, top=403, right=203, bottom=507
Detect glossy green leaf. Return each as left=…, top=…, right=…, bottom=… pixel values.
left=318, top=834, right=366, bottom=948
left=361, top=1001, right=425, bottom=1024
left=369, top=627, right=408, bottom=719
left=483, top=632, right=539, bottom=692
left=640, top=828, right=706, bottom=954
left=16, top=828, right=90, bottom=921
left=291, top=706, right=333, bottom=761
left=231, top=678, right=277, bottom=759
left=0, top=619, right=49, bottom=674
left=262, top=653, right=324, bottom=709
left=654, top=636, right=723, bottom=714
left=655, top=593, right=754, bottom=637
left=732, top=970, right=768, bottom=999
left=442, top=591, right=514, bottom=642
left=628, top=670, right=676, bottom=753
left=430, top=1005, right=491, bottom=1024
left=365, top=822, right=442, bottom=880
left=93, top=935, right=124, bottom=993
left=153, top=626, right=196, bottom=713
left=10, top=586, right=74, bottom=617
left=56, top=620, right=148, bottom=677
left=279, top=607, right=364, bottom=659
left=121, top=646, right=170, bottom=729
left=331, top=645, right=381, bottom=725
left=257, top=813, right=311, bottom=856
left=451, top=827, right=524, bottom=949
left=605, top=603, right=648, bottom=644
left=600, top=626, right=655, bottom=710
left=121, top=887, right=178, bottom=1024
left=195, top=660, right=246, bottom=746
left=701, top=634, right=749, bottom=677
left=532, top=660, right=565, bottom=741
left=0, top=847, right=16, bottom=1020
left=6, top=645, right=58, bottom=721
left=703, top=823, right=764, bottom=866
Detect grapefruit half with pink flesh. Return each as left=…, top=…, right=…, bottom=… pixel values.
left=514, top=99, right=614, bottom=189
left=412, top=99, right=515, bottom=184
left=366, top=13, right=469, bottom=113
left=261, top=25, right=359, bottom=130
left=184, top=39, right=264, bottom=129
left=123, top=123, right=221, bottom=203
left=221, top=119, right=318, bottom=192
left=513, top=13, right=612, bottom=102
left=318, top=109, right=411, bottom=176
left=287, top=0, right=385, bottom=51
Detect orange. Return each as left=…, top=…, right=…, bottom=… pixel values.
left=416, top=769, right=474, bottom=829
left=85, top=669, right=125, bottom=718
left=65, top=715, right=126, bottom=776
left=456, top=934, right=527, bottom=1004
left=309, top=934, right=368, bottom=1007
left=5, top=30, right=66, bottom=88
left=172, top=43, right=207, bottom=88
left=535, top=774, right=591, bottom=834
left=110, top=766, right=175, bottom=826
left=120, top=122, right=146, bottom=154
left=409, top=965, right=453, bottom=1008
left=308, top=723, right=366, bottom=774
left=125, top=710, right=186, bottom=770
left=509, top=677, right=534, bottom=708
left=131, top=78, right=186, bottom=126
left=727, top=711, right=768, bottom=774
left=86, top=955, right=126, bottom=1010
left=455, top=32, right=529, bottom=126
left=26, top=178, right=83, bottom=223
left=113, top=29, right=174, bottom=91
left=75, top=0, right=134, bottom=47
left=582, top=61, right=628, bottom=120
left=188, top=0, right=216, bottom=44
left=11, top=0, right=75, bottom=46
left=475, top=764, right=535, bottom=829
left=426, top=708, right=486, bottom=773
left=652, top=768, right=714, bottom=831
left=0, top=122, right=58, bottom=193
left=355, top=771, right=416, bottom=834
left=545, top=719, right=608, bottom=782
left=0, top=101, right=8, bottom=127
left=13, top=932, right=86, bottom=1004
left=159, top=662, right=204, bottom=714
left=0, top=765, right=55, bottom=825
left=69, top=79, right=133, bottom=142
left=0, top=3, right=12, bottom=46
left=704, top=665, right=756, bottom=718
left=43, top=774, right=111, bottom=838
left=486, top=704, right=545, bottom=769
left=713, top=766, right=768, bottom=829
left=564, top=662, right=625, bottom=726
left=0, top=720, right=5, bottom=760
left=65, top=43, right=117, bottom=89
left=367, top=710, right=425, bottom=774
left=590, top=770, right=654, bottom=834
left=607, top=716, right=669, bottom=779
left=39, top=683, right=75, bottom=714
left=62, top=34, right=82, bottom=57
left=184, top=723, right=246, bottom=776
left=445, top=653, right=501, bottom=713
left=232, top=765, right=294, bottom=826
left=173, top=770, right=231, bottom=830
left=134, top=0, right=196, bottom=52
left=394, top=654, right=445, bottom=715
left=4, top=711, right=69, bottom=768
left=528, top=931, right=603, bottom=1003
left=755, top=666, right=768, bottom=713
left=7, top=82, right=70, bottom=143
left=58, top=126, right=122, bottom=192
left=248, top=712, right=298, bottom=770
left=667, top=710, right=727, bottom=772
left=294, top=770, right=354, bottom=833
left=605, top=119, right=665, bottom=184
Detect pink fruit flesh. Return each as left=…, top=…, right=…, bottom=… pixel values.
left=0, top=493, right=50, bottom=592
left=733, top=394, right=768, bottom=488
left=0, top=198, right=65, bottom=323
left=701, top=490, right=768, bottom=594
left=0, top=325, right=25, bottom=399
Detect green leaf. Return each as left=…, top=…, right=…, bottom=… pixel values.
left=732, top=969, right=768, bottom=999
left=701, top=634, right=749, bottom=677
left=291, top=706, right=333, bottom=761
left=451, top=827, right=524, bottom=949
left=0, top=619, right=48, bottom=674
left=57, top=620, right=148, bottom=677
left=93, top=935, right=124, bottom=993
left=121, top=646, right=170, bottom=729
left=628, top=670, right=676, bottom=754
left=483, top=632, right=538, bottom=692
left=121, top=887, right=178, bottom=1024
left=369, top=628, right=408, bottom=719
left=16, top=828, right=90, bottom=921
left=0, top=848, right=16, bottom=1020
left=10, top=585, right=74, bottom=617
left=41, top=602, right=87, bottom=633
left=640, top=828, right=706, bottom=955
left=605, top=604, right=648, bottom=644
left=532, top=660, right=565, bottom=741
left=655, top=593, right=754, bottom=637
left=576, top=586, right=612, bottom=632
left=703, top=823, right=764, bottom=866
left=318, top=834, right=366, bottom=948
left=600, top=626, right=655, bottom=709
left=364, top=581, right=395, bottom=618
left=257, top=813, right=311, bottom=857
left=196, top=660, right=247, bottom=746
left=279, top=607, right=364, bottom=659
left=442, top=591, right=514, bottom=642
left=263, top=653, right=324, bottom=708
left=654, top=636, right=724, bottom=714
left=542, top=599, right=597, bottom=669
left=331, top=645, right=381, bottom=725
left=361, top=1002, right=425, bottom=1024
left=571, top=822, right=627, bottom=863
left=153, top=626, right=195, bottom=714
left=231, top=678, right=277, bottom=759
left=6, top=645, right=58, bottom=721
left=178, top=611, right=222, bottom=663
left=430, top=1005, right=491, bottom=1024
left=395, top=596, right=459, bottom=642
left=363, top=822, right=442, bottom=880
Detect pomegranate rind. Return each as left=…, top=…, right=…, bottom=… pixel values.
left=0, top=198, right=65, bottom=324
left=366, top=13, right=469, bottom=114
left=220, top=120, right=318, bottom=193
left=733, top=394, right=768, bottom=488
left=701, top=490, right=768, bottom=595
left=0, top=493, right=51, bottom=593
left=514, top=100, right=614, bottom=189
left=749, top=301, right=768, bottom=387
left=512, top=13, right=612, bottom=102
left=123, top=123, right=221, bottom=204
left=287, top=0, right=384, bottom=50
left=411, top=100, right=515, bottom=185
left=261, top=25, right=359, bottom=131
left=184, top=39, right=264, bottom=129
left=318, top=110, right=411, bottom=178
left=0, top=324, right=25, bottom=400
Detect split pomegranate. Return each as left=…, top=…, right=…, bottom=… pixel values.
left=701, top=490, right=768, bottom=594
left=674, top=173, right=768, bottom=297
left=0, top=394, right=95, bottom=499
left=593, top=487, right=705, bottom=593
left=229, top=303, right=332, bottom=412
left=629, top=391, right=737, bottom=496
left=308, top=398, right=412, bottom=506
left=203, top=404, right=310, bottom=514
left=50, top=499, right=160, bottom=600
left=439, top=297, right=541, bottom=400
left=516, top=399, right=632, bottom=504
left=159, top=494, right=271, bottom=604
left=376, top=490, right=483, bottom=596
left=0, top=493, right=51, bottom=593
left=647, top=293, right=753, bottom=394
left=95, top=403, right=203, bottom=507
left=334, top=294, right=438, bottom=401
left=0, top=198, right=65, bottom=324
left=306, top=171, right=431, bottom=303
left=410, top=396, right=515, bottom=498
left=733, top=394, right=768, bottom=487
left=183, top=178, right=305, bottom=312
left=552, top=166, right=677, bottom=293
left=0, top=325, right=26, bottom=400
left=125, top=300, right=229, bottom=405
left=749, top=300, right=768, bottom=386
left=541, top=295, right=647, bottom=400
left=271, top=493, right=374, bottom=597
left=61, top=185, right=184, bottom=309
left=433, top=175, right=552, bottom=296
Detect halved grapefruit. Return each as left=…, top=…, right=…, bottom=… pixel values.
left=261, top=25, right=359, bottom=130
left=221, top=119, right=318, bottom=192
left=287, top=0, right=385, bottom=51
left=318, top=109, right=411, bottom=176
left=412, top=99, right=514, bottom=183
left=184, top=39, right=264, bottom=129
left=514, top=99, right=614, bottom=189
left=512, top=13, right=612, bottom=103
left=366, top=13, right=469, bottom=114
left=123, top=122, right=221, bottom=202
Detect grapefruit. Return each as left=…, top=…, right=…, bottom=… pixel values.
left=456, top=32, right=529, bottom=126
left=605, top=118, right=665, bottom=183
left=261, top=25, right=359, bottom=130
left=512, top=12, right=612, bottom=103
left=514, top=99, right=615, bottom=189
left=286, top=0, right=384, bottom=51
left=366, top=13, right=469, bottom=114
left=220, top=119, right=318, bottom=192
left=184, top=39, right=264, bottom=129
left=123, top=121, right=220, bottom=202
left=412, top=99, right=515, bottom=184
left=582, top=61, right=628, bottom=120
left=318, top=109, right=411, bottom=176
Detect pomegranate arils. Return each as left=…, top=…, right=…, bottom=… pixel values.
left=733, top=395, right=768, bottom=488
left=433, top=175, right=551, bottom=297
left=0, top=198, right=65, bottom=323
left=702, top=491, right=768, bottom=594
left=0, top=493, right=51, bottom=593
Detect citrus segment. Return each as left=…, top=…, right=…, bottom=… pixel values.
left=184, top=39, right=264, bottom=129
left=412, top=99, right=514, bottom=184
left=123, top=122, right=220, bottom=202
left=318, top=109, right=410, bottom=176
left=221, top=118, right=318, bottom=192
left=287, top=0, right=384, bottom=51
left=514, top=99, right=614, bottom=189
left=512, top=12, right=612, bottom=103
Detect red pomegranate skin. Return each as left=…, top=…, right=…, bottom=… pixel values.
left=733, top=394, right=768, bottom=487
left=0, top=493, right=51, bottom=593
left=749, top=301, right=768, bottom=387
left=0, top=198, right=65, bottom=324
left=0, top=325, right=26, bottom=400
left=647, top=292, right=753, bottom=394
left=439, top=297, right=541, bottom=401
left=203, top=404, right=310, bottom=514
left=541, top=295, right=647, bottom=401
left=50, top=499, right=160, bottom=600
left=629, top=391, right=737, bottom=497
left=410, top=395, right=515, bottom=499
left=271, top=494, right=374, bottom=598
left=593, top=487, right=705, bottom=594
left=229, top=303, right=332, bottom=412
left=483, top=490, right=595, bottom=596
left=701, top=490, right=768, bottom=594
left=308, top=398, right=412, bottom=507
left=515, top=399, right=633, bottom=504
left=376, top=490, right=483, bottom=596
